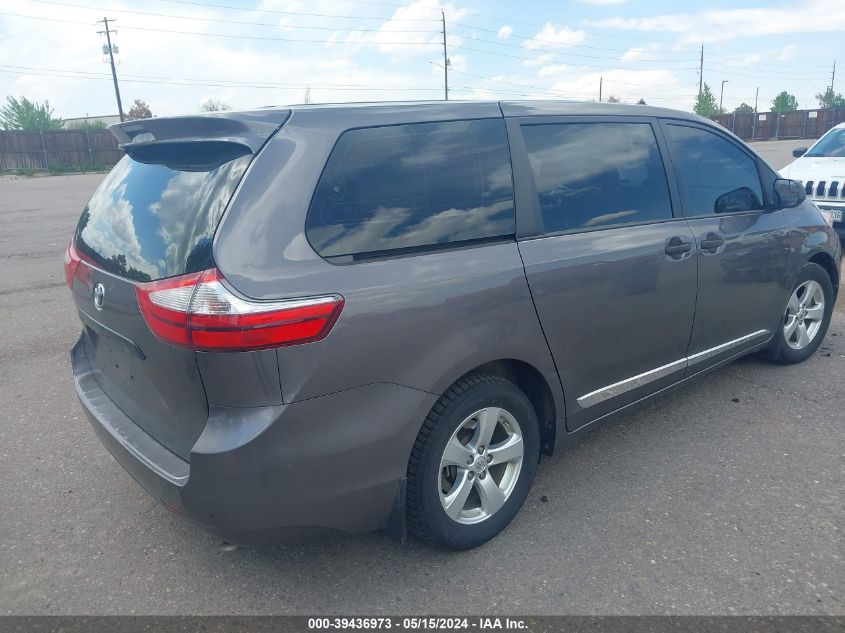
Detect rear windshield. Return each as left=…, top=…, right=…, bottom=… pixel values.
left=75, top=151, right=251, bottom=281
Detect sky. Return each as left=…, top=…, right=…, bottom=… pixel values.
left=0, top=0, right=842, bottom=119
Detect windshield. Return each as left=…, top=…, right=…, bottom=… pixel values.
left=75, top=152, right=251, bottom=282
left=805, top=128, right=845, bottom=158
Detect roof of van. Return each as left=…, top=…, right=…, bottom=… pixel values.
left=273, top=99, right=711, bottom=123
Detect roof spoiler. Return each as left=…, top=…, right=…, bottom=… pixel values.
left=109, top=109, right=291, bottom=155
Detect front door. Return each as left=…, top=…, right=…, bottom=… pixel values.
left=660, top=121, right=790, bottom=369
left=511, top=117, right=698, bottom=431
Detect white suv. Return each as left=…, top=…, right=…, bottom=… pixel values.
left=782, top=122, right=845, bottom=238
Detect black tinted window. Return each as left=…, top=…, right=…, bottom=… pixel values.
left=521, top=122, right=673, bottom=233
left=306, top=119, right=514, bottom=258
left=664, top=124, right=763, bottom=215
left=76, top=151, right=251, bottom=281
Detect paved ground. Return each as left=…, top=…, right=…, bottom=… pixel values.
left=747, top=138, right=811, bottom=171
left=0, top=170, right=842, bottom=616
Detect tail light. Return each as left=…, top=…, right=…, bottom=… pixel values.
left=135, top=268, right=343, bottom=352
left=64, top=240, right=81, bottom=288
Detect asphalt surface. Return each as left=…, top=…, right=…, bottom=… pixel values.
left=748, top=138, right=809, bottom=171
left=1, top=157, right=843, bottom=615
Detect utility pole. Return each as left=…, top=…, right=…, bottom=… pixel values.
left=831, top=59, right=837, bottom=92
left=441, top=10, right=448, bottom=101
left=698, top=45, right=704, bottom=96
left=98, top=17, right=124, bottom=122
left=599, top=76, right=602, bottom=102
left=719, top=79, right=728, bottom=112
left=751, top=86, right=759, bottom=140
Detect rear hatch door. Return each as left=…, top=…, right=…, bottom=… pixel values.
left=70, top=110, right=289, bottom=460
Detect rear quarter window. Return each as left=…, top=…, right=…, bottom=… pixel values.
left=306, top=118, right=515, bottom=258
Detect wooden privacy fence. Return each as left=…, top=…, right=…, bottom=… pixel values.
left=0, top=129, right=123, bottom=171
left=712, top=108, right=845, bottom=141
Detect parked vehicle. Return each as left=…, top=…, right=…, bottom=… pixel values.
left=783, top=122, right=845, bottom=238
left=66, top=102, right=841, bottom=550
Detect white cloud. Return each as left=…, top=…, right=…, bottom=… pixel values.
left=524, top=23, right=587, bottom=50
left=449, top=54, right=468, bottom=72
left=577, top=0, right=627, bottom=4
left=354, top=0, right=467, bottom=57
left=587, top=0, right=845, bottom=43
left=497, top=25, right=513, bottom=39
left=778, top=43, right=797, bottom=61
left=537, top=64, right=570, bottom=77
left=547, top=68, right=685, bottom=104
left=523, top=53, right=557, bottom=67
left=620, top=43, right=660, bottom=61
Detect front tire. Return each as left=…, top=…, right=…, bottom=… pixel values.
left=406, top=373, right=540, bottom=550
left=767, top=263, right=834, bottom=364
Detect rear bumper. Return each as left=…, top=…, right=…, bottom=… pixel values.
left=72, top=336, right=438, bottom=543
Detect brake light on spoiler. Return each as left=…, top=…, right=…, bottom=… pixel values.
left=135, top=268, right=343, bottom=352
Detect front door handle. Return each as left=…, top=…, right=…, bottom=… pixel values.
left=665, top=236, right=693, bottom=259
left=700, top=233, right=725, bottom=254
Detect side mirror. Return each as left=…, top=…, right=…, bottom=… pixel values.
left=773, top=178, right=805, bottom=209
left=792, top=147, right=808, bottom=158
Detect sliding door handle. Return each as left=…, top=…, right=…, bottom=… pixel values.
left=700, top=233, right=725, bottom=254
left=665, top=236, right=693, bottom=259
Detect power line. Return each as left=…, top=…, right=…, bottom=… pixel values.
left=0, top=12, right=441, bottom=45
left=24, top=0, right=440, bottom=34
left=0, top=65, right=446, bottom=91
left=157, top=0, right=439, bottom=22
left=17, top=0, right=700, bottom=63
left=12, top=4, right=832, bottom=79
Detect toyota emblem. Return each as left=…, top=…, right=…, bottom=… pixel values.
left=93, top=283, right=105, bottom=311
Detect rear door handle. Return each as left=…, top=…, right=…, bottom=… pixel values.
left=700, top=233, right=725, bottom=254
left=664, top=236, right=693, bottom=259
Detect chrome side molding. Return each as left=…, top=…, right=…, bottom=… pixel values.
left=576, top=330, right=770, bottom=408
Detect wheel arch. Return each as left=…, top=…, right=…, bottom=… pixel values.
left=807, top=251, right=840, bottom=298
left=449, top=359, right=560, bottom=456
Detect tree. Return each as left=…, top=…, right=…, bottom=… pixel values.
left=199, top=98, right=231, bottom=112
left=126, top=99, right=152, bottom=120
left=606, top=95, right=621, bottom=103
left=693, top=83, right=721, bottom=117
left=0, top=96, right=63, bottom=130
left=734, top=102, right=754, bottom=113
left=815, top=86, right=845, bottom=109
left=636, top=98, right=647, bottom=105
left=66, top=119, right=108, bottom=130
left=771, top=91, right=798, bottom=112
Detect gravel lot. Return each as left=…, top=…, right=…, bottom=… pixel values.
left=0, top=159, right=842, bottom=615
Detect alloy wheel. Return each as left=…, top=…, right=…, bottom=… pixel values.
left=438, top=407, right=524, bottom=525
left=783, top=280, right=825, bottom=350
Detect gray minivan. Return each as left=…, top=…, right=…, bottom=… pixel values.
left=66, top=101, right=841, bottom=549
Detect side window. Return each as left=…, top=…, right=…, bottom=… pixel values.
left=664, top=124, right=764, bottom=216
left=306, top=119, right=514, bottom=258
left=521, top=122, right=673, bottom=234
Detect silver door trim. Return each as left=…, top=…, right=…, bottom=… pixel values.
left=685, top=329, right=770, bottom=366
left=577, top=358, right=687, bottom=409
left=576, top=329, right=769, bottom=409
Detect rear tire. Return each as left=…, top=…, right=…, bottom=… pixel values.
left=766, top=263, right=834, bottom=364
left=406, top=373, right=540, bottom=550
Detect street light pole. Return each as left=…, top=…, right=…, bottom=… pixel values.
left=719, top=79, right=728, bottom=113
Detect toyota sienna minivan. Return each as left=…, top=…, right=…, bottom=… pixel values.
left=66, top=101, right=841, bottom=549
